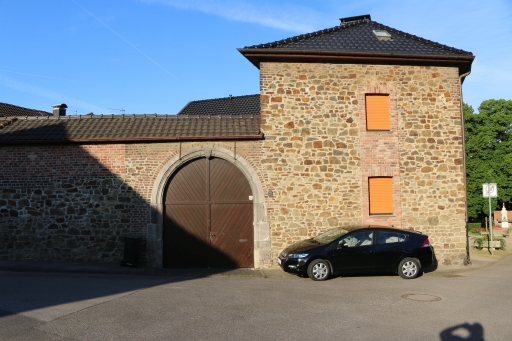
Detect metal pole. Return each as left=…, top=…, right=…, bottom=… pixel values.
left=489, top=195, right=493, bottom=255
left=465, top=222, right=471, bottom=265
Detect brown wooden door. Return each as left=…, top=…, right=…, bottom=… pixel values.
left=209, top=204, right=253, bottom=267
left=163, top=157, right=253, bottom=268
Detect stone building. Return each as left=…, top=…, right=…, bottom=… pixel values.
left=0, top=15, right=474, bottom=268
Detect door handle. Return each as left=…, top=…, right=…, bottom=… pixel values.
left=363, top=251, right=374, bottom=255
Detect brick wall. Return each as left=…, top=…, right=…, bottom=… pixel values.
left=358, top=84, right=402, bottom=228
left=260, top=62, right=466, bottom=266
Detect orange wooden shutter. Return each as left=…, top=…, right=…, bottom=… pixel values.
left=369, top=177, right=393, bottom=214
left=366, top=95, right=390, bottom=130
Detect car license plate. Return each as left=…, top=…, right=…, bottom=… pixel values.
left=277, top=258, right=281, bottom=265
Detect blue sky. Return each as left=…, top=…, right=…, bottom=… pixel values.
left=1, top=0, right=511, bottom=115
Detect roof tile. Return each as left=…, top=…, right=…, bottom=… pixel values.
left=0, top=102, right=51, bottom=117
left=178, top=94, right=260, bottom=116
left=0, top=115, right=261, bottom=143
left=241, top=19, right=473, bottom=57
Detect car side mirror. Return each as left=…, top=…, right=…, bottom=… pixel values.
left=337, top=241, right=347, bottom=249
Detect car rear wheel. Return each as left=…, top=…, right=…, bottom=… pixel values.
left=307, top=259, right=331, bottom=281
left=398, top=258, right=420, bottom=279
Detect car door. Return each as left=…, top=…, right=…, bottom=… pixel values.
left=329, top=230, right=375, bottom=273
left=372, top=231, right=409, bottom=270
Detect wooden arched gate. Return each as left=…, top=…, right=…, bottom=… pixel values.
left=163, top=157, right=254, bottom=268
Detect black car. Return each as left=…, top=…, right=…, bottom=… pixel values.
left=278, top=227, right=435, bottom=281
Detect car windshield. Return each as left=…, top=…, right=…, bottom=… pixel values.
left=311, top=227, right=349, bottom=245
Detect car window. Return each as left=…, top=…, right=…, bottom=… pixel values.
left=377, top=231, right=408, bottom=244
left=340, top=231, right=373, bottom=247
left=312, top=227, right=349, bottom=244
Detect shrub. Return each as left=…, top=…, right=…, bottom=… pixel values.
left=473, top=235, right=506, bottom=250
left=473, top=237, right=482, bottom=249
left=468, top=223, right=484, bottom=235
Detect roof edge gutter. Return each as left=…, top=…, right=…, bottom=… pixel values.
left=238, top=48, right=474, bottom=74
left=0, top=133, right=264, bottom=145
left=238, top=48, right=475, bottom=61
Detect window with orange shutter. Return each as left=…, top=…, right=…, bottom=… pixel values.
left=366, top=95, right=390, bottom=130
left=369, top=177, right=393, bottom=215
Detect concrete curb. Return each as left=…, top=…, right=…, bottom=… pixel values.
left=429, top=253, right=512, bottom=276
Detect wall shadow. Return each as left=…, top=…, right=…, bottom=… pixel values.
left=163, top=214, right=238, bottom=269
left=0, top=121, right=244, bottom=318
left=440, top=323, right=485, bottom=341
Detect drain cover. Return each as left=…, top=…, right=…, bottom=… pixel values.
left=402, top=294, right=442, bottom=302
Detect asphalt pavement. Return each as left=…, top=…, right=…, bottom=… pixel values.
left=1, top=249, right=511, bottom=341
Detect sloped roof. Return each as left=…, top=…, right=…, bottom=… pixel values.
left=178, top=94, right=260, bottom=116
left=238, top=18, right=474, bottom=74
left=0, top=102, right=51, bottom=117
left=0, top=115, right=261, bottom=144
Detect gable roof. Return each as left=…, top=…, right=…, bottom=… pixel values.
left=238, top=18, right=474, bottom=74
left=0, top=102, right=51, bottom=117
left=178, top=94, right=260, bottom=116
left=0, top=115, right=261, bottom=144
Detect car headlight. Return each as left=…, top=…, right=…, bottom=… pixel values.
left=288, top=253, right=308, bottom=259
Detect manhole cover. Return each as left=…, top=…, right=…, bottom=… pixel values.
left=402, top=294, right=442, bottom=302
left=442, top=274, right=466, bottom=278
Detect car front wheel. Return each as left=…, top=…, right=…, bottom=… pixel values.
left=398, top=258, right=420, bottom=279
left=307, top=259, right=331, bottom=281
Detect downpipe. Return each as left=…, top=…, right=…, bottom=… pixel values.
left=459, top=71, right=471, bottom=265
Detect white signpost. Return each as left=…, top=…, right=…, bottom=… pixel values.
left=483, top=183, right=498, bottom=255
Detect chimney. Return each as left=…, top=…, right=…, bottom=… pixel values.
left=339, top=14, right=371, bottom=25
left=52, top=103, right=67, bottom=116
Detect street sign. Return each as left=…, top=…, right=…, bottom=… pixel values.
left=482, top=183, right=498, bottom=255
left=483, top=183, right=497, bottom=198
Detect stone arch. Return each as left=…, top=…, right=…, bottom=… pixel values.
left=149, top=146, right=269, bottom=268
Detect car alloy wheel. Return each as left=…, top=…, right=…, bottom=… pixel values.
left=398, top=258, right=420, bottom=279
left=307, top=259, right=330, bottom=281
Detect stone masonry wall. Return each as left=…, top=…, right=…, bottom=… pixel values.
left=260, top=62, right=466, bottom=266
left=0, top=141, right=267, bottom=264
left=0, top=145, right=138, bottom=262
left=0, top=62, right=466, bottom=267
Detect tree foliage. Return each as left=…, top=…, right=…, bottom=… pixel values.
left=465, top=99, right=512, bottom=220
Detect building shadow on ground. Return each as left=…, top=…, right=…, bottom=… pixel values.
left=440, top=323, right=485, bottom=341
left=0, top=121, right=244, bottom=318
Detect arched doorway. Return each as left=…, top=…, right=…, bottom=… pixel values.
left=163, top=157, right=254, bottom=268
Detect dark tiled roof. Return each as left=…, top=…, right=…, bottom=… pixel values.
left=178, top=94, right=260, bottom=116
left=242, top=19, right=472, bottom=56
left=0, top=102, right=51, bottom=117
left=0, top=115, right=261, bottom=143
left=238, top=19, right=474, bottom=73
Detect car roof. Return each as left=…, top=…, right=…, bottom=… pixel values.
left=357, top=227, right=424, bottom=235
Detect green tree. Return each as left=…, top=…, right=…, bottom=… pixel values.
left=465, top=99, right=512, bottom=220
